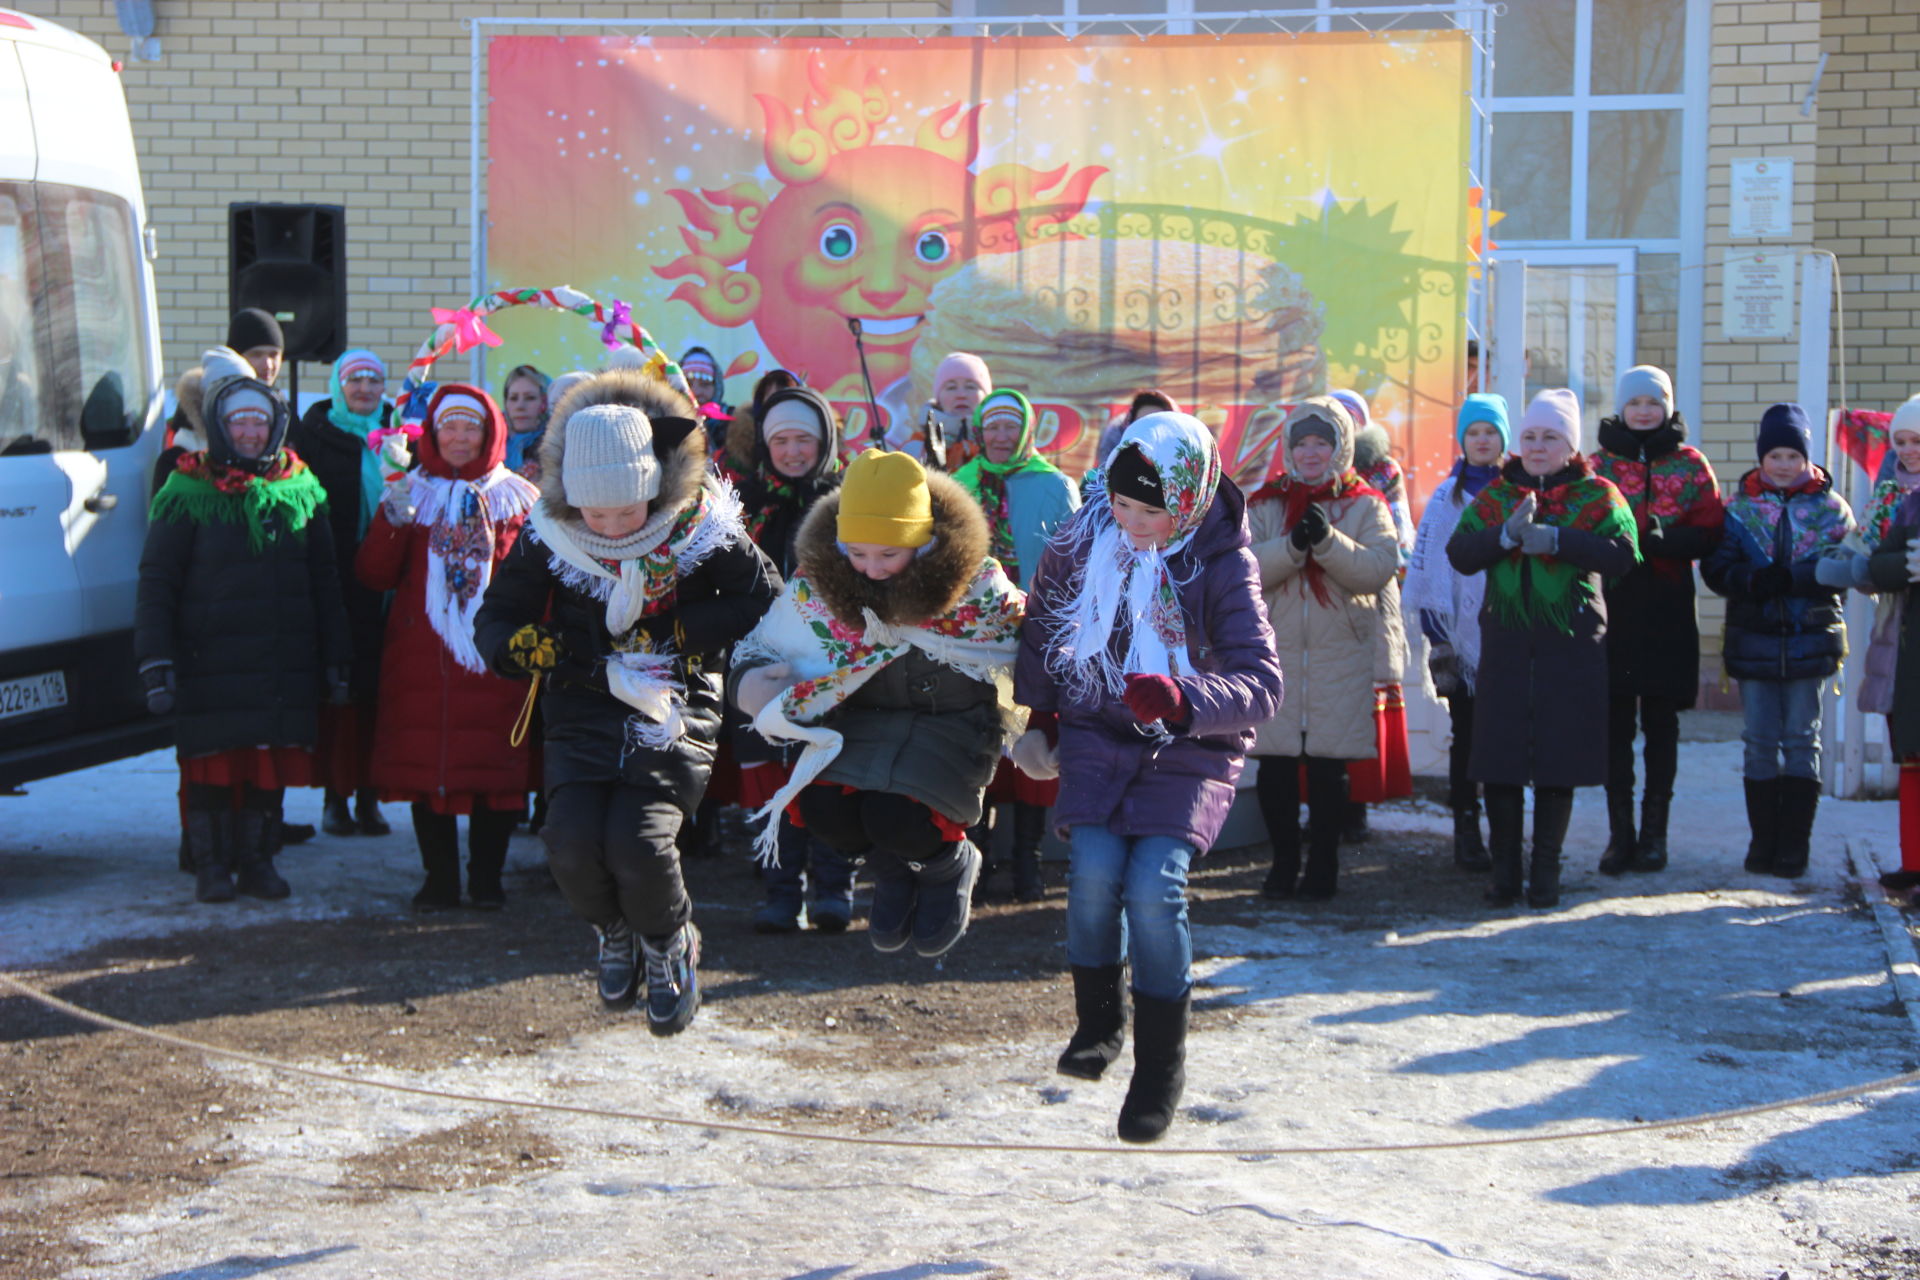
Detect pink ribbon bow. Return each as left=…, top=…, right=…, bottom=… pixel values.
left=431, top=306, right=503, bottom=354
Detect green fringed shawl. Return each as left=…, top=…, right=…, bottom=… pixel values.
left=1456, top=459, right=1639, bottom=636
left=150, top=460, right=326, bottom=552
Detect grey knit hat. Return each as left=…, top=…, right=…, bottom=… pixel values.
left=562, top=403, right=660, bottom=508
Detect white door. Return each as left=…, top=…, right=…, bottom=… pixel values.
left=1494, top=248, right=1638, bottom=430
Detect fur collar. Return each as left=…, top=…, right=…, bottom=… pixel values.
left=796, top=466, right=991, bottom=628
left=536, top=368, right=705, bottom=528
left=174, top=366, right=208, bottom=434
left=725, top=403, right=759, bottom=472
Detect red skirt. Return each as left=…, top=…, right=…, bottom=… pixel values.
left=1344, top=684, right=1412, bottom=803
left=736, top=758, right=790, bottom=811
left=983, top=755, right=1061, bottom=806
left=180, top=746, right=315, bottom=791
left=314, top=702, right=377, bottom=794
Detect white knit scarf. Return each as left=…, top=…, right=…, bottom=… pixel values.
left=403, top=466, right=540, bottom=673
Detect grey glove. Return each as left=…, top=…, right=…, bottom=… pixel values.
left=1813, top=555, right=1856, bottom=588
left=379, top=478, right=415, bottom=526
left=1499, top=492, right=1537, bottom=550
left=139, top=660, right=175, bottom=716
left=1518, top=521, right=1559, bottom=557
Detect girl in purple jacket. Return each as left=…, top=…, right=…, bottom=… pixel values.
left=1014, top=411, right=1283, bottom=1144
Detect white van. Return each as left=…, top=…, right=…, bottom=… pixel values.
left=0, top=9, right=168, bottom=788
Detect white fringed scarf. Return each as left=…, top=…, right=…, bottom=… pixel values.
left=400, top=466, right=540, bottom=673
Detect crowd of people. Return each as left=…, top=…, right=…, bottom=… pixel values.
left=133, top=308, right=1920, bottom=1143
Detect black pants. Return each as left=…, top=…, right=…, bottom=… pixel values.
left=798, top=787, right=949, bottom=863
left=1253, top=754, right=1349, bottom=841
left=1607, top=694, right=1681, bottom=798
left=1446, top=693, right=1478, bottom=812
left=409, top=801, right=517, bottom=867
left=541, top=781, right=690, bottom=937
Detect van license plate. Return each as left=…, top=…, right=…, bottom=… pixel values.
left=0, top=671, right=69, bottom=721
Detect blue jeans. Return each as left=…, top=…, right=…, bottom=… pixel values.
left=1739, top=676, right=1822, bottom=781
left=1066, top=826, right=1194, bottom=1002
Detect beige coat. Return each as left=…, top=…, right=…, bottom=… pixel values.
left=1249, top=488, right=1401, bottom=759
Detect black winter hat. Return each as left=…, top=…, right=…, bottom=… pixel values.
left=1106, top=442, right=1165, bottom=508
left=226, top=307, right=284, bottom=353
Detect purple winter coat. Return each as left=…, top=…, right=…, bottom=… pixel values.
left=1016, top=478, right=1283, bottom=853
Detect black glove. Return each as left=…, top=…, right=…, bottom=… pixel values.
left=139, top=661, right=175, bottom=716
left=1290, top=503, right=1330, bottom=551
left=506, top=623, right=562, bottom=676
left=1749, top=562, right=1793, bottom=600
left=326, top=665, right=351, bottom=707
left=1638, top=518, right=1667, bottom=556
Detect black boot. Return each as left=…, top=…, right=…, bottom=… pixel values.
left=322, top=789, right=357, bottom=837
left=355, top=788, right=391, bottom=837
left=1342, top=799, right=1370, bottom=844
left=1484, top=785, right=1524, bottom=906
left=1258, top=761, right=1301, bottom=900
left=1117, top=989, right=1189, bottom=1144
left=232, top=809, right=291, bottom=900
left=466, top=806, right=514, bottom=910
left=1452, top=804, right=1490, bottom=871
left=864, top=850, right=917, bottom=954
left=410, top=804, right=461, bottom=911
left=1527, top=787, right=1573, bottom=909
left=1743, top=778, right=1779, bottom=874
left=908, top=839, right=983, bottom=959
left=1773, top=776, right=1819, bottom=879
left=1597, top=786, right=1637, bottom=875
left=1297, top=793, right=1342, bottom=902
left=1631, top=791, right=1670, bottom=872
left=1010, top=802, right=1046, bottom=902
left=187, top=809, right=235, bottom=904
left=1057, top=963, right=1127, bottom=1081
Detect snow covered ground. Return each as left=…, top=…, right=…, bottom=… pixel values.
left=4, top=738, right=1919, bottom=1280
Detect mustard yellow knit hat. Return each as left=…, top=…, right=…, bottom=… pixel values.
left=837, top=449, right=933, bottom=548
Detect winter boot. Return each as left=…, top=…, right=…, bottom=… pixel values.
left=187, top=809, right=235, bottom=904
left=1116, top=989, right=1189, bottom=1144
left=409, top=806, right=461, bottom=912
left=754, top=819, right=807, bottom=933
left=1742, top=778, right=1780, bottom=873
left=1484, top=785, right=1525, bottom=907
left=1259, top=782, right=1302, bottom=901
left=1772, top=776, right=1819, bottom=879
left=1010, top=802, right=1047, bottom=902
left=1527, top=787, right=1573, bottom=909
left=639, top=922, right=701, bottom=1036
left=864, top=851, right=917, bottom=953
left=322, top=789, right=357, bottom=837
left=1597, top=786, right=1638, bottom=875
left=1297, top=799, right=1342, bottom=902
left=807, top=841, right=856, bottom=935
left=1452, top=804, right=1490, bottom=871
left=909, top=838, right=983, bottom=959
left=232, top=809, right=291, bottom=900
left=1630, top=791, right=1670, bottom=872
left=355, top=788, right=391, bottom=837
left=594, top=920, right=638, bottom=1010
left=1057, top=963, right=1127, bottom=1081
left=466, top=807, right=514, bottom=910
left=1342, top=799, right=1371, bottom=844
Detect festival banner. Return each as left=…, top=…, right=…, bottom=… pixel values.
left=488, top=34, right=1473, bottom=496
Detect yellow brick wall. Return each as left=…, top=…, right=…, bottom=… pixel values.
left=1815, top=0, right=1920, bottom=421
left=22, top=1, right=950, bottom=387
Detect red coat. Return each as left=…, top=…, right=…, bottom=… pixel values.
left=357, top=385, right=537, bottom=812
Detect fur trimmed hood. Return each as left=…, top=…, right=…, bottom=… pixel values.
left=796, top=465, right=992, bottom=628
left=537, top=368, right=704, bottom=525
left=174, top=366, right=208, bottom=435
left=725, top=403, right=759, bottom=472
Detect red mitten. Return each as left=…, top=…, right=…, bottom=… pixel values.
left=1029, top=709, right=1060, bottom=747
left=1123, top=673, right=1187, bottom=726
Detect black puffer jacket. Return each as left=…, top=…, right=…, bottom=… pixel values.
left=135, top=479, right=353, bottom=759
left=290, top=399, right=388, bottom=697
left=473, top=370, right=780, bottom=800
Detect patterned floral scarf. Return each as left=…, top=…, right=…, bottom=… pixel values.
left=1039, top=411, right=1220, bottom=704
left=151, top=451, right=325, bottom=551
left=401, top=466, right=539, bottom=673
left=1455, top=455, right=1640, bottom=636
left=952, top=390, right=1062, bottom=585
left=732, top=559, right=1026, bottom=864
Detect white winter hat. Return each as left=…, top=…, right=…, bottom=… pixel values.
left=760, top=396, right=826, bottom=442
left=201, top=346, right=254, bottom=390
left=433, top=390, right=489, bottom=432
left=218, top=386, right=274, bottom=428
left=1891, top=393, right=1920, bottom=443
left=1521, top=388, right=1583, bottom=453
left=562, top=403, right=660, bottom=509
left=1615, top=365, right=1674, bottom=416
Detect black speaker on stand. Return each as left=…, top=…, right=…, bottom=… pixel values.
left=228, top=202, right=346, bottom=416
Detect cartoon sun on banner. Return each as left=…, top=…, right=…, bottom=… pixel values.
left=488, top=34, right=1473, bottom=498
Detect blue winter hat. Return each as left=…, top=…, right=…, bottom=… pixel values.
left=1757, top=403, right=1813, bottom=461
left=1455, top=393, right=1510, bottom=451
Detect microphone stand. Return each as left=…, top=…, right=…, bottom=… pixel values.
left=846, top=317, right=890, bottom=452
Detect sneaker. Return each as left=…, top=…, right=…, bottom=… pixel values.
left=864, top=855, right=916, bottom=953
left=909, top=839, right=982, bottom=959
left=595, top=920, right=638, bottom=1010
left=639, top=923, right=701, bottom=1036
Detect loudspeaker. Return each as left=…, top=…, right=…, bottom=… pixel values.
left=228, top=202, right=346, bottom=364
